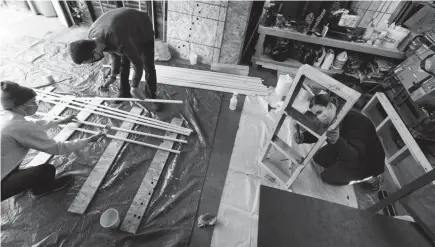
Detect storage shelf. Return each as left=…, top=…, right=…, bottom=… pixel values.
left=259, top=25, right=405, bottom=60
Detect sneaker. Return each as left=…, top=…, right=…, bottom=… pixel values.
left=31, top=175, right=74, bottom=198
left=361, top=175, right=381, bottom=192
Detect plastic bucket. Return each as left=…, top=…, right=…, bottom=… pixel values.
left=275, top=74, right=293, bottom=98
left=382, top=28, right=410, bottom=49
left=189, top=53, right=198, bottom=65
left=100, top=208, right=120, bottom=229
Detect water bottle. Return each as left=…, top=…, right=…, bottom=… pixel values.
left=229, top=93, right=238, bottom=111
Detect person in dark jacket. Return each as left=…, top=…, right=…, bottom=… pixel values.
left=294, top=94, right=385, bottom=191
left=68, top=8, right=158, bottom=109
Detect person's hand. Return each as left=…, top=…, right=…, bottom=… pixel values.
left=326, top=127, right=339, bottom=144
left=130, top=87, right=147, bottom=100
left=99, top=76, right=117, bottom=91
left=87, top=132, right=106, bottom=143
left=58, top=114, right=77, bottom=124
left=294, top=132, right=304, bottom=144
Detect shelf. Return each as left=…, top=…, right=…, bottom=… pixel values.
left=252, top=54, right=343, bottom=75
left=387, top=145, right=410, bottom=165
left=376, top=117, right=392, bottom=132
left=259, top=25, right=405, bottom=60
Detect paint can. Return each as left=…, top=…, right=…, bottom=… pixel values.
left=189, top=53, right=198, bottom=65
left=100, top=208, right=120, bottom=229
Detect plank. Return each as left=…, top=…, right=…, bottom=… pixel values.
left=376, top=117, right=392, bottom=132
left=258, top=25, right=405, bottom=59
left=155, top=65, right=261, bottom=83
left=385, top=160, right=402, bottom=188
left=210, top=63, right=249, bottom=76
left=156, top=79, right=268, bottom=96
left=387, top=146, right=409, bottom=165
left=120, top=118, right=183, bottom=233
left=158, top=76, right=266, bottom=91
left=68, top=107, right=143, bottom=214
left=26, top=98, right=103, bottom=167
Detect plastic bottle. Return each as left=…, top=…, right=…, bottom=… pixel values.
left=363, top=19, right=375, bottom=41
left=332, top=51, right=348, bottom=69
left=229, top=93, right=238, bottom=110
left=321, top=49, right=335, bottom=70
left=321, top=23, right=329, bottom=37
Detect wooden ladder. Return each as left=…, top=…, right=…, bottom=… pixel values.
left=259, top=65, right=361, bottom=189
left=361, top=92, right=434, bottom=188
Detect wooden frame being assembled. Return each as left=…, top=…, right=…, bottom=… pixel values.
left=259, top=65, right=361, bottom=189
left=68, top=106, right=144, bottom=214
left=361, top=92, right=434, bottom=187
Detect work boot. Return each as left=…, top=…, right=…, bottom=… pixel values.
left=31, top=175, right=74, bottom=198
left=361, top=175, right=381, bottom=192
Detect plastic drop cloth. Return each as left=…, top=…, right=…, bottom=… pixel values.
left=1, top=37, right=223, bottom=246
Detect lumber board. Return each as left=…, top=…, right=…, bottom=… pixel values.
left=210, top=63, right=249, bottom=76
left=26, top=98, right=103, bottom=167
left=157, top=79, right=268, bottom=95
left=120, top=118, right=183, bottom=233
left=68, top=107, right=143, bottom=214
left=158, top=76, right=266, bottom=91
left=155, top=65, right=261, bottom=83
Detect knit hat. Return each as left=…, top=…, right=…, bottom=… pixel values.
left=0, top=81, right=36, bottom=110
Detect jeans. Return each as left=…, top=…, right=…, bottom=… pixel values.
left=313, top=145, right=369, bottom=186
left=114, top=40, right=157, bottom=99
left=1, top=164, right=55, bottom=201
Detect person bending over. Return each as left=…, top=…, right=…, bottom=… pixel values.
left=294, top=94, right=385, bottom=191
left=1, top=81, right=105, bottom=201
left=68, top=8, right=158, bottom=109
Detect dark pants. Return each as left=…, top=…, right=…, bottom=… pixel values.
left=313, top=145, right=369, bottom=186
left=114, top=40, right=157, bottom=99
left=1, top=164, right=55, bottom=201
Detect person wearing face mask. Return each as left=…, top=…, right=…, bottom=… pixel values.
left=67, top=8, right=160, bottom=110
left=0, top=81, right=105, bottom=201
left=293, top=94, right=385, bottom=191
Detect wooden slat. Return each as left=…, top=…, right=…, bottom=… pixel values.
left=258, top=25, right=405, bottom=59
left=261, top=158, right=290, bottom=187
left=271, top=136, right=303, bottom=164
left=285, top=107, right=324, bottom=137
left=26, top=99, right=103, bottom=167
left=376, top=117, right=392, bottom=132
left=158, top=76, right=266, bottom=91
left=120, top=118, right=183, bottom=233
left=157, top=79, right=268, bottom=96
left=68, top=107, right=143, bottom=214
left=385, top=159, right=402, bottom=188
left=361, top=94, right=380, bottom=114
left=387, top=146, right=409, bottom=165
left=210, top=63, right=249, bottom=76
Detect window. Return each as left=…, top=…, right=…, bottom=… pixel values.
left=351, top=1, right=401, bottom=28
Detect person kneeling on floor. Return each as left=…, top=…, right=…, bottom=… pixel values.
left=0, top=81, right=105, bottom=201
left=293, top=94, right=385, bottom=191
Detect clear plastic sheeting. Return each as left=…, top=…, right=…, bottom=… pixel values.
left=1, top=37, right=223, bottom=246
left=211, top=95, right=358, bottom=247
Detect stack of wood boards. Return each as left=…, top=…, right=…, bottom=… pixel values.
left=131, top=65, right=268, bottom=96
left=210, top=63, right=250, bottom=76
